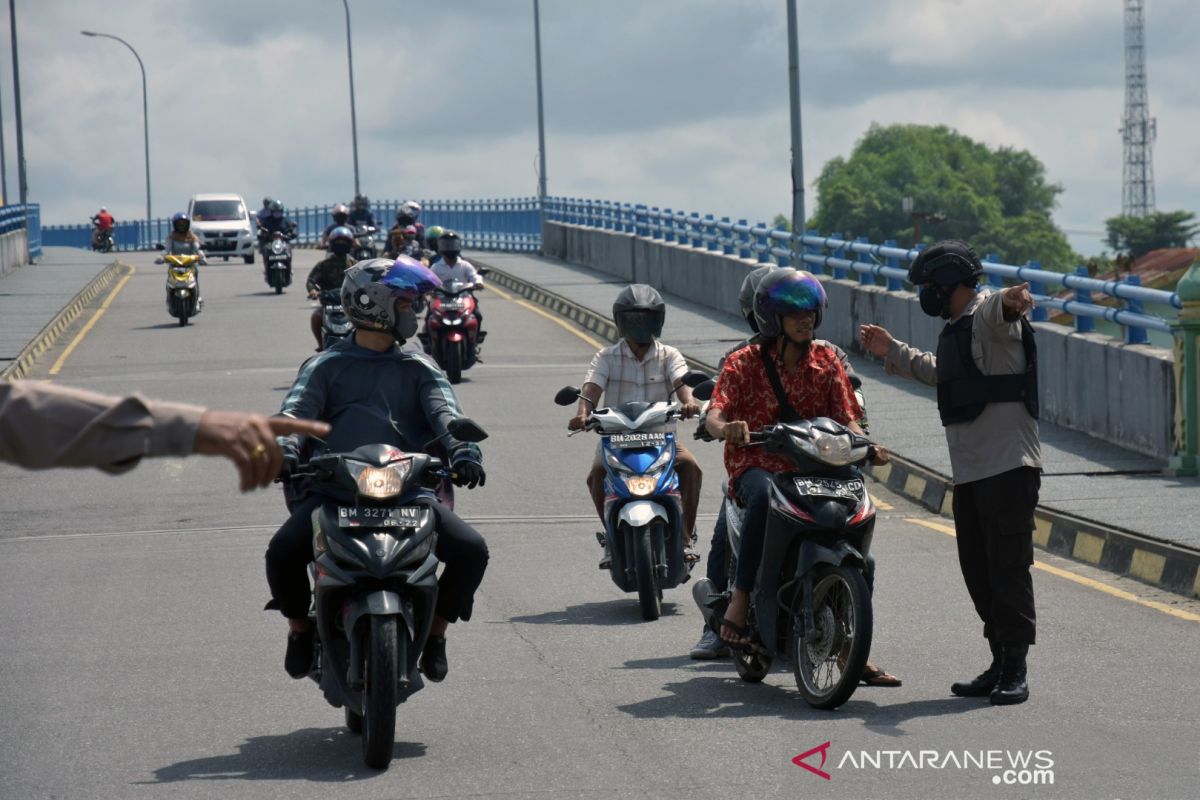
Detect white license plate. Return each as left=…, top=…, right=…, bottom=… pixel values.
left=338, top=506, right=423, bottom=528
left=793, top=478, right=863, bottom=500
left=608, top=432, right=667, bottom=448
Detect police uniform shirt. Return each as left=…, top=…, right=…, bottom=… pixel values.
left=883, top=289, right=1041, bottom=485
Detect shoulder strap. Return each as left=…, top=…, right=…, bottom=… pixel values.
left=757, top=344, right=801, bottom=423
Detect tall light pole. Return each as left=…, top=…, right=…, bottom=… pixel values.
left=340, top=0, right=361, bottom=197
left=533, top=0, right=548, bottom=204
left=0, top=59, right=8, bottom=204
left=81, top=31, right=151, bottom=223
left=10, top=0, right=28, bottom=205
left=786, top=0, right=805, bottom=241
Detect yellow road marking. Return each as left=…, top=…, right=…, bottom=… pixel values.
left=488, top=283, right=605, bottom=349
left=903, top=517, right=1200, bottom=623
left=873, top=498, right=894, bottom=511
left=48, top=268, right=136, bottom=376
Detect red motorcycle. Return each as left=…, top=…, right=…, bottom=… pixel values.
left=419, top=276, right=487, bottom=384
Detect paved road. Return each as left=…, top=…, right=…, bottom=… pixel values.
left=1, top=250, right=1197, bottom=800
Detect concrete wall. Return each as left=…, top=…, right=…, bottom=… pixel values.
left=545, top=221, right=1177, bottom=459
left=0, top=229, right=29, bottom=278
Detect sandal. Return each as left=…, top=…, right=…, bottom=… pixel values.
left=718, top=616, right=753, bottom=647
left=860, top=663, right=902, bottom=687
left=684, top=533, right=701, bottom=563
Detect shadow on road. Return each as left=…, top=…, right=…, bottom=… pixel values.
left=143, top=727, right=426, bottom=784
left=616, top=674, right=984, bottom=730
left=508, top=600, right=683, bottom=626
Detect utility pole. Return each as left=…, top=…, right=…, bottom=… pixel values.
left=340, top=0, right=361, bottom=197
left=533, top=0, right=548, bottom=205
left=9, top=0, right=27, bottom=205
left=786, top=0, right=804, bottom=240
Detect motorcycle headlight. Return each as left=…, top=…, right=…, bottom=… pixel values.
left=271, top=240, right=285, bottom=254
left=347, top=459, right=412, bottom=499
left=793, top=430, right=855, bottom=466
left=604, top=449, right=635, bottom=475
left=623, top=473, right=660, bottom=497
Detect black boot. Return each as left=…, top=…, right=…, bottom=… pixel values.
left=284, top=628, right=315, bottom=679
left=990, top=644, right=1030, bottom=705
left=951, top=638, right=1003, bottom=697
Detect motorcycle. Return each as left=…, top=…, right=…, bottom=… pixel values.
left=418, top=270, right=490, bottom=385
left=259, top=228, right=294, bottom=294
left=317, top=288, right=354, bottom=351
left=157, top=253, right=202, bottom=327
left=353, top=224, right=379, bottom=260
left=281, top=417, right=487, bottom=769
left=554, top=371, right=709, bottom=620
left=691, top=398, right=879, bottom=710
left=90, top=222, right=115, bottom=253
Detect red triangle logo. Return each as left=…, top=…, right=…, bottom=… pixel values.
left=792, top=741, right=832, bottom=780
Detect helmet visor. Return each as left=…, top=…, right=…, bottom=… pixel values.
left=759, top=274, right=826, bottom=315
left=618, top=310, right=661, bottom=343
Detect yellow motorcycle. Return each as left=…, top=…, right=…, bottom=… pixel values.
left=159, top=253, right=202, bottom=327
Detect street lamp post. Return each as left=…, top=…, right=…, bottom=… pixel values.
left=10, top=0, right=28, bottom=205
left=81, top=31, right=152, bottom=226
left=786, top=0, right=804, bottom=244
left=340, top=0, right=361, bottom=197
left=533, top=0, right=548, bottom=205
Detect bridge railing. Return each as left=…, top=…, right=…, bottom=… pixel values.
left=543, top=197, right=1182, bottom=345
left=0, top=204, right=41, bottom=260
left=42, top=197, right=542, bottom=255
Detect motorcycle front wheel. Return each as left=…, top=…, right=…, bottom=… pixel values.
left=360, top=615, right=398, bottom=769
left=793, top=564, right=872, bottom=710
left=443, top=341, right=463, bottom=384
left=633, top=524, right=662, bottom=621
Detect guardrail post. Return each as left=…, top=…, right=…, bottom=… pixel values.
left=805, top=229, right=822, bottom=275
left=884, top=239, right=902, bottom=290
left=704, top=214, right=717, bottom=251
left=635, top=204, right=648, bottom=238
left=720, top=217, right=733, bottom=255
left=1027, top=261, right=1048, bottom=322
left=1123, top=274, right=1149, bottom=344
left=662, top=208, right=676, bottom=243
left=1072, top=265, right=1095, bottom=332
left=1169, top=257, right=1200, bottom=476
left=755, top=222, right=770, bottom=263
left=831, top=235, right=847, bottom=280
left=856, top=236, right=873, bottom=285
left=649, top=207, right=661, bottom=240
left=776, top=225, right=790, bottom=268
left=736, top=219, right=751, bottom=259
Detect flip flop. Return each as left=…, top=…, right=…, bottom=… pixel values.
left=860, top=664, right=902, bottom=687
left=684, top=546, right=701, bottom=563
left=718, top=617, right=753, bottom=647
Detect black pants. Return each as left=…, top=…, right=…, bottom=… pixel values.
left=952, top=466, right=1039, bottom=645
left=265, top=495, right=489, bottom=624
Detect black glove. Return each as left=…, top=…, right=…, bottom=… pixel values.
left=452, top=460, right=486, bottom=489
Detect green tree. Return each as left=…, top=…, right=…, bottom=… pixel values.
left=1104, top=211, right=1198, bottom=259
left=810, top=123, right=1078, bottom=270
left=771, top=213, right=792, bottom=232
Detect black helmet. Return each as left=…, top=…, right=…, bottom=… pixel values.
left=437, top=230, right=462, bottom=256
left=331, top=202, right=350, bottom=224
left=613, top=284, right=665, bottom=345
left=753, top=268, right=827, bottom=339
left=262, top=196, right=273, bottom=209
left=353, top=193, right=369, bottom=208
left=171, top=211, right=190, bottom=234
left=908, top=239, right=983, bottom=287
left=738, top=265, right=777, bottom=334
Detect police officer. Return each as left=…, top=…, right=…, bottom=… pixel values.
left=859, top=239, right=1039, bottom=706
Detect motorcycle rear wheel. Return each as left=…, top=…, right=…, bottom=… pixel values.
left=793, top=564, right=872, bottom=710
left=633, top=524, right=662, bottom=621
left=361, top=615, right=398, bottom=769
left=726, top=552, right=772, bottom=682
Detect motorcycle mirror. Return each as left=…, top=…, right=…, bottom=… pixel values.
left=691, top=380, right=716, bottom=401
left=447, top=417, right=488, bottom=443
left=680, top=370, right=710, bottom=388
left=154, top=242, right=164, bottom=251
left=477, top=267, right=491, bottom=277
left=554, top=386, right=581, bottom=406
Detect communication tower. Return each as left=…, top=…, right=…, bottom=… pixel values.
left=1121, top=0, right=1156, bottom=217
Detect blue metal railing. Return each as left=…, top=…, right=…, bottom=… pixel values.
left=543, top=197, right=1182, bottom=345
left=42, top=197, right=543, bottom=255
left=0, top=203, right=41, bottom=259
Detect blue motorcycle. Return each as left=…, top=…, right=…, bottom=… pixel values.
left=555, top=372, right=707, bottom=620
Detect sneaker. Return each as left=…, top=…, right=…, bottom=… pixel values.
left=421, top=634, right=448, bottom=682
left=596, top=531, right=611, bottom=569
left=689, top=627, right=729, bottom=660
left=284, top=629, right=314, bottom=679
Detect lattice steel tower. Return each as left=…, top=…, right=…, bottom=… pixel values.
left=1121, top=0, right=1156, bottom=217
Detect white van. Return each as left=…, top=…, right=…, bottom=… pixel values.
left=187, top=193, right=256, bottom=263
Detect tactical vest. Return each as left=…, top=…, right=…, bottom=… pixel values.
left=935, top=314, right=1039, bottom=426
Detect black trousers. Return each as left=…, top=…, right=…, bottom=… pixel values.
left=265, top=495, right=489, bottom=624
left=951, top=466, right=1039, bottom=646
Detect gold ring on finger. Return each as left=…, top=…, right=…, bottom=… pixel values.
left=251, top=443, right=268, bottom=461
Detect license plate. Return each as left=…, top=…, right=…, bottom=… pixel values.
left=608, top=431, right=667, bottom=448
left=338, top=506, right=424, bottom=528
left=793, top=477, right=863, bottom=500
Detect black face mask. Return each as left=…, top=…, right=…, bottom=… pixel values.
left=333, top=215, right=348, bottom=225
left=919, top=285, right=953, bottom=318
left=331, top=241, right=352, bottom=256
left=392, top=308, right=419, bottom=341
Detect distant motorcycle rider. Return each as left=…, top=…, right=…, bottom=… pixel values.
left=305, top=225, right=357, bottom=350
left=256, top=196, right=274, bottom=227
left=319, top=203, right=352, bottom=248
left=347, top=193, right=377, bottom=228
left=257, top=200, right=295, bottom=244
left=91, top=207, right=115, bottom=250
left=269, top=257, right=489, bottom=683
left=431, top=230, right=484, bottom=330
left=423, top=225, right=445, bottom=266
left=391, top=200, right=425, bottom=245
left=160, top=212, right=206, bottom=307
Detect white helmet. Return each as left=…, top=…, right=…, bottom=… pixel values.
left=401, top=200, right=421, bottom=221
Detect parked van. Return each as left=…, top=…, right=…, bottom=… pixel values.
left=187, top=193, right=256, bottom=264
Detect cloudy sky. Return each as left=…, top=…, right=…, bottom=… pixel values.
left=4, top=0, right=1197, bottom=256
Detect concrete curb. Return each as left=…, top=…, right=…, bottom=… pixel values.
left=0, top=260, right=132, bottom=380
left=480, top=258, right=1200, bottom=600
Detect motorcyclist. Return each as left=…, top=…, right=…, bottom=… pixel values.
left=391, top=200, right=425, bottom=245
left=269, top=257, right=488, bottom=683
left=305, top=225, right=357, bottom=350
left=704, top=269, right=891, bottom=659
left=424, top=225, right=445, bottom=266
left=318, top=203, right=352, bottom=248
left=347, top=193, right=377, bottom=228
left=431, top=230, right=484, bottom=331
left=91, top=207, right=115, bottom=249
left=384, top=225, right=422, bottom=260
left=256, top=196, right=274, bottom=227
left=257, top=200, right=295, bottom=251
left=567, top=284, right=703, bottom=568
left=159, top=212, right=206, bottom=307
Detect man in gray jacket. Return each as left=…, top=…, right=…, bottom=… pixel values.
left=860, top=239, right=1039, bottom=706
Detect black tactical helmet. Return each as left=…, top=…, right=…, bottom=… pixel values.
left=612, top=284, right=665, bottom=345
left=437, top=230, right=462, bottom=256
left=908, top=239, right=983, bottom=287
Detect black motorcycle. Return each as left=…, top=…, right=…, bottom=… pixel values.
left=692, top=398, right=880, bottom=710
left=259, top=228, right=295, bottom=294
left=90, top=221, right=115, bottom=253
left=318, top=288, right=353, bottom=350
left=282, top=418, right=487, bottom=769
left=353, top=224, right=379, bottom=260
